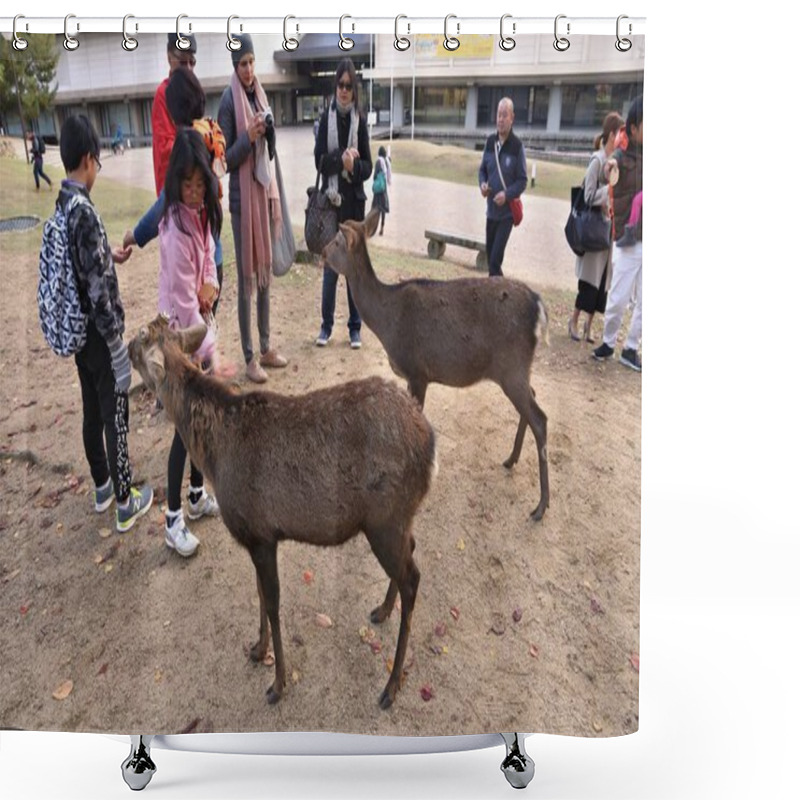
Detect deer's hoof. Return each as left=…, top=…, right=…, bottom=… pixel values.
left=378, top=687, right=395, bottom=710
left=370, top=605, right=390, bottom=625
left=266, top=684, right=283, bottom=705
left=502, top=456, right=517, bottom=469
left=249, top=642, right=267, bottom=663
left=529, top=502, right=547, bottom=522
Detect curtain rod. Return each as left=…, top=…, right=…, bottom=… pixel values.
left=1, top=15, right=646, bottom=38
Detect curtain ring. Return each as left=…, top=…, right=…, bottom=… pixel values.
left=339, top=15, right=354, bottom=50
left=443, top=13, right=460, bottom=52
left=615, top=15, right=632, bottom=52
left=394, top=14, right=410, bottom=52
left=175, top=14, right=192, bottom=51
left=282, top=15, right=299, bottom=52
left=553, top=14, right=570, bottom=51
left=12, top=15, right=28, bottom=51
left=227, top=15, right=241, bottom=52
left=122, top=14, right=139, bottom=51
left=63, top=14, right=80, bottom=51
left=499, top=14, right=516, bottom=51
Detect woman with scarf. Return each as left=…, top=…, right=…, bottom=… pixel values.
left=313, top=58, right=372, bottom=350
left=218, top=34, right=287, bottom=383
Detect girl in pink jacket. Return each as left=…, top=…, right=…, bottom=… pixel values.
left=158, top=129, right=223, bottom=558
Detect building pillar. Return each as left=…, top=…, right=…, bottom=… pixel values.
left=393, top=85, right=405, bottom=128
left=465, top=85, right=479, bottom=130
left=547, top=84, right=562, bottom=134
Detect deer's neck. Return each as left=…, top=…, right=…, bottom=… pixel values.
left=348, top=252, right=394, bottom=337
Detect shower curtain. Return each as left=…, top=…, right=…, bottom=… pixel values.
left=0, top=27, right=643, bottom=744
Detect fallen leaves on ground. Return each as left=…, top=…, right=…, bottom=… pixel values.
left=52, top=680, right=73, bottom=700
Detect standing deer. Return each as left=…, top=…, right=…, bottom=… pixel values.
left=322, top=209, right=549, bottom=520
left=128, top=316, right=437, bottom=709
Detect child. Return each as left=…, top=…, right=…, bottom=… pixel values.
left=55, top=114, right=154, bottom=531
left=158, top=128, right=223, bottom=557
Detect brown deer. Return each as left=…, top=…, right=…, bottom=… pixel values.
left=128, top=315, right=437, bottom=709
left=322, top=209, right=550, bottom=521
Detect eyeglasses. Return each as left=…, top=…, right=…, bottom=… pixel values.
left=337, top=81, right=353, bottom=91
left=93, top=154, right=102, bottom=172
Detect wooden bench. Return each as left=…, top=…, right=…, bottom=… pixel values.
left=424, top=230, right=488, bottom=271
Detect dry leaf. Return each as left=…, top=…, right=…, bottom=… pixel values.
left=592, top=720, right=603, bottom=733
left=420, top=684, right=434, bottom=702
left=456, top=538, right=466, bottom=552
left=434, top=621, right=447, bottom=638
left=98, top=528, right=112, bottom=539
left=302, top=570, right=314, bottom=585
left=529, top=643, right=540, bottom=659
left=512, top=607, right=523, bottom=623
left=314, top=613, right=333, bottom=628
left=490, top=614, right=506, bottom=636
left=590, top=597, right=605, bottom=615
left=629, top=653, right=640, bottom=672
left=52, top=680, right=73, bottom=701
left=104, top=563, right=114, bottom=573
left=370, top=640, right=382, bottom=655
left=291, top=669, right=300, bottom=684
left=97, top=663, right=109, bottom=676
left=154, top=669, right=164, bottom=683
left=449, top=606, right=460, bottom=621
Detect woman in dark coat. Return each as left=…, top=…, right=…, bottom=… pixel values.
left=313, top=58, right=372, bottom=350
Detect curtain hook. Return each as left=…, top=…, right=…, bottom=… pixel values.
left=443, top=13, right=460, bottom=52
left=499, top=14, right=516, bottom=51
left=615, top=15, right=632, bottom=52
left=122, top=14, right=138, bottom=51
left=553, top=14, right=570, bottom=52
left=339, top=14, right=354, bottom=50
left=227, top=15, right=242, bottom=52
left=394, top=14, right=411, bottom=52
left=282, top=15, right=299, bottom=52
left=12, top=14, right=28, bottom=51
left=175, top=14, right=192, bottom=51
left=63, top=14, right=80, bottom=51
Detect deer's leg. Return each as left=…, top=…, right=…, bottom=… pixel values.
left=367, top=526, right=419, bottom=710
left=406, top=378, right=428, bottom=409
left=503, top=413, right=528, bottom=468
left=503, top=380, right=549, bottom=521
left=370, top=580, right=398, bottom=624
left=249, top=567, right=271, bottom=663
left=250, top=540, right=286, bottom=704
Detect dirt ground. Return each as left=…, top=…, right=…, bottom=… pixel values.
left=0, top=146, right=640, bottom=739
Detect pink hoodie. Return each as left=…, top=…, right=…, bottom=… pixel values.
left=158, top=203, right=218, bottom=364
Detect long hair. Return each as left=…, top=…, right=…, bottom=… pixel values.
left=163, top=128, right=222, bottom=240
left=334, top=58, right=359, bottom=111
left=593, top=112, right=625, bottom=150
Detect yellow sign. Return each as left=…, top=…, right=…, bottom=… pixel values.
left=415, top=34, right=495, bottom=59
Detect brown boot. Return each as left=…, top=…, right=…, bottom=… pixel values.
left=245, top=359, right=268, bottom=384
left=260, top=349, right=288, bottom=369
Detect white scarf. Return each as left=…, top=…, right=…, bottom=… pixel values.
left=326, top=101, right=359, bottom=207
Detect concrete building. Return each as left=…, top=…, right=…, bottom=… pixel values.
left=8, top=32, right=643, bottom=149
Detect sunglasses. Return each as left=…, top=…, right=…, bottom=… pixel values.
left=337, top=81, right=353, bottom=91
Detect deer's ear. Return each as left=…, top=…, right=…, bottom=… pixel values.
left=145, top=346, right=166, bottom=388
left=341, top=223, right=360, bottom=250
left=364, top=207, right=381, bottom=239
left=178, top=324, right=208, bottom=355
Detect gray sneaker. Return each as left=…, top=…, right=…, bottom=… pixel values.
left=187, top=489, right=220, bottom=520
left=165, top=511, right=200, bottom=558
left=93, top=479, right=114, bottom=513
left=116, top=485, right=154, bottom=533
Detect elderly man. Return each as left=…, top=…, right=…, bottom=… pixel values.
left=151, top=33, right=197, bottom=196
left=478, top=97, right=527, bottom=277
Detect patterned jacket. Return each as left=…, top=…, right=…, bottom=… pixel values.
left=59, top=182, right=125, bottom=345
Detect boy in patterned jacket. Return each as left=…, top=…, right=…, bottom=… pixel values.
left=57, top=114, right=154, bottom=531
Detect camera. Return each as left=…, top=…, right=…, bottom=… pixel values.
left=261, top=111, right=274, bottom=128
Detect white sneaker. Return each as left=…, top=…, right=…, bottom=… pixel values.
left=187, top=488, right=220, bottom=520
left=165, top=511, right=200, bottom=558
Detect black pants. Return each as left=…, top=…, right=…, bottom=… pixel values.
left=575, top=265, right=609, bottom=314
left=32, top=157, right=52, bottom=189
left=75, top=325, right=132, bottom=502
left=486, top=217, right=514, bottom=277
left=168, top=429, right=203, bottom=513
left=321, top=265, right=361, bottom=335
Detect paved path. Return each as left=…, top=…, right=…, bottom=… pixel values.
left=33, top=128, right=577, bottom=292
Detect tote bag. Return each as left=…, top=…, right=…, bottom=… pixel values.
left=1, top=24, right=644, bottom=794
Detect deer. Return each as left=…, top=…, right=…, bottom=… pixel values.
left=128, top=315, right=437, bottom=709
left=321, top=208, right=550, bottom=521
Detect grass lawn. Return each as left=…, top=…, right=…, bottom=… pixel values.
left=384, top=139, right=585, bottom=200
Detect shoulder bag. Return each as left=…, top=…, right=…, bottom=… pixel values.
left=494, top=141, right=523, bottom=227
left=564, top=158, right=612, bottom=256
left=304, top=166, right=339, bottom=255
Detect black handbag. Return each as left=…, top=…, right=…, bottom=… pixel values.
left=565, top=182, right=612, bottom=257
left=304, top=168, right=339, bottom=255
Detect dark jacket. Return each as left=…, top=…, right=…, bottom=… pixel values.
left=479, top=129, right=527, bottom=222
left=612, top=141, right=643, bottom=242
left=314, top=103, right=372, bottom=223
left=59, top=182, right=125, bottom=345
left=218, top=83, right=276, bottom=216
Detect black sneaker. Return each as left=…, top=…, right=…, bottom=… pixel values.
left=349, top=330, right=362, bottom=350
left=620, top=348, right=642, bottom=372
left=592, top=343, right=614, bottom=361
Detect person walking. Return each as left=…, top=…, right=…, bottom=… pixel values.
left=593, top=95, right=644, bottom=372
left=28, top=130, right=53, bottom=191
left=218, top=34, right=287, bottom=383
left=478, top=98, right=527, bottom=277
left=568, top=112, right=625, bottom=344
left=313, top=58, right=372, bottom=350
left=371, top=145, right=392, bottom=235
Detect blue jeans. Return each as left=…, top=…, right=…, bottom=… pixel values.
left=320, top=265, right=360, bottom=335
left=486, top=216, right=514, bottom=277
left=33, top=157, right=52, bottom=189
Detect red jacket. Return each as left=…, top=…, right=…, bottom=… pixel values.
left=151, top=78, right=175, bottom=195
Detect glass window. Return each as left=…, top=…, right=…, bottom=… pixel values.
left=413, top=86, right=467, bottom=126
left=561, top=82, right=643, bottom=129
